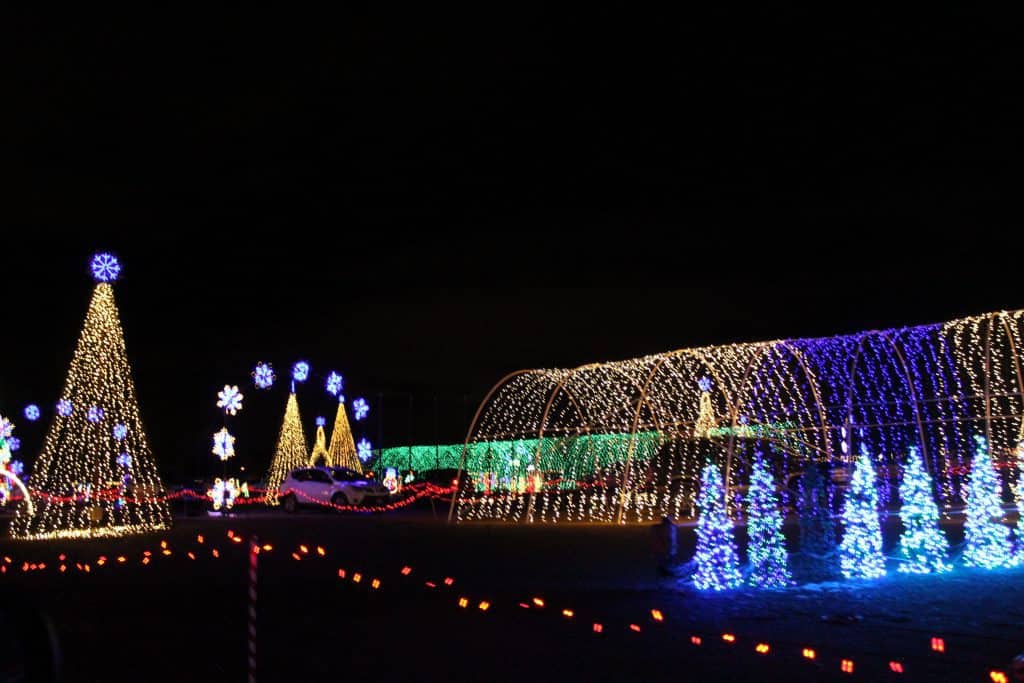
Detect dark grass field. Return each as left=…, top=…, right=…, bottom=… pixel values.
left=1, top=510, right=1021, bottom=682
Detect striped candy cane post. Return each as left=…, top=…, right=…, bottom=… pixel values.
left=248, top=535, right=258, bottom=683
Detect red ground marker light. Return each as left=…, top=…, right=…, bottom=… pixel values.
left=401, top=566, right=412, bottom=576
left=338, top=569, right=346, bottom=579
left=425, top=581, right=436, bottom=588
left=629, top=624, right=641, bottom=633
left=690, top=636, right=702, bottom=646
left=443, top=577, right=454, bottom=586
left=592, top=623, right=603, bottom=634
left=755, top=643, right=770, bottom=655
left=519, top=603, right=530, bottom=609
left=291, top=552, right=301, bottom=561
left=889, top=661, right=903, bottom=674
left=841, top=659, right=854, bottom=674
left=930, top=637, right=945, bottom=653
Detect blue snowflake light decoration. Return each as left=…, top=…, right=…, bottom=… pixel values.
left=292, top=361, right=310, bottom=383
left=24, top=405, right=40, bottom=421
left=10, top=460, right=24, bottom=475
left=216, top=385, right=244, bottom=415
left=253, top=362, right=275, bottom=390
left=357, top=438, right=373, bottom=462
left=698, top=376, right=712, bottom=392
left=325, top=371, right=343, bottom=397
left=56, top=399, right=73, bottom=417
left=90, top=252, right=121, bottom=283
left=113, top=424, right=128, bottom=440
left=352, top=397, right=370, bottom=421
left=8, top=437, right=21, bottom=452
left=212, top=428, right=235, bottom=461
left=0, top=417, right=14, bottom=439
left=116, top=452, right=132, bottom=468
left=316, top=416, right=326, bottom=427
left=87, top=406, right=104, bottom=423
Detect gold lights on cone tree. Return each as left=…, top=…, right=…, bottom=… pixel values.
left=327, top=400, right=361, bottom=473
left=309, top=421, right=330, bottom=467
left=694, top=377, right=717, bottom=438
left=11, top=256, right=171, bottom=539
left=265, top=392, right=308, bottom=505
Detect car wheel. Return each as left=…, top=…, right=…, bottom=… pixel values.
left=283, top=495, right=297, bottom=513
left=331, top=492, right=349, bottom=511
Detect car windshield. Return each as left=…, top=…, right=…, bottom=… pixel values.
left=331, top=469, right=365, bottom=482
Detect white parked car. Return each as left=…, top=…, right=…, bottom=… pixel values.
left=279, top=467, right=391, bottom=512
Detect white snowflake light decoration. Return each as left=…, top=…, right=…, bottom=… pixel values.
left=352, top=397, right=370, bottom=421
left=216, top=385, right=244, bottom=415
left=212, top=427, right=236, bottom=461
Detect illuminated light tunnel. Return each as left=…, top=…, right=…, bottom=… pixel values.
left=450, top=310, right=1024, bottom=524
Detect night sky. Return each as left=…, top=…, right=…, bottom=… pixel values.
left=5, top=9, right=1022, bottom=481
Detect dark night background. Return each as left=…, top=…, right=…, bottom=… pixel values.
left=3, top=8, right=1022, bottom=482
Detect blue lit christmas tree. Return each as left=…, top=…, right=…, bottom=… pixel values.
left=963, top=435, right=1015, bottom=569
left=746, top=455, right=792, bottom=588
left=838, top=445, right=886, bottom=579
left=692, top=462, right=742, bottom=590
left=896, top=447, right=951, bottom=574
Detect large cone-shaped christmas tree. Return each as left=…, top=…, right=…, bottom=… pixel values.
left=265, top=392, right=308, bottom=505
left=327, top=400, right=360, bottom=473
left=12, top=254, right=171, bottom=539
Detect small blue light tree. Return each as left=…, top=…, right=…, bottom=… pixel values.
left=963, top=435, right=1016, bottom=569
left=746, top=454, right=792, bottom=588
left=692, top=463, right=742, bottom=590
left=838, top=445, right=886, bottom=579
left=896, top=447, right=951, bottom=574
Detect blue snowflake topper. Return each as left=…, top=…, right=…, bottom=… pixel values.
left=8, top=437, right=21, bottom=452
left=316, top=416, right=326, bottom=427
left=10, top=460, right=24, bottom=475
left=292, top=361, right=310, bottom=383
left=357, top=438, right=373, bottom=462
left=56, top=399, right=73, bottom=417
left=212, top=428, right=235, bottom=461
left=90, top=252, right=121, bottom=283
left=253, top=362, right=275, bottom=390
left=325, top=371, right=343, bottom=396
left=0, top=417, right=14, bottom=439
left=24, top=405, right=40, bottom=421
left=698, top=376, right=712, bottom=392
left=113, top=424, right=128, bottom=440
left=352, top=397, right=370, bottom=421
left=87, top=406, right=104, bottom=423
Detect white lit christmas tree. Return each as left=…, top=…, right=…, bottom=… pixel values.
left=896, top=447, right=950, bottom=574
left=11, top=253, right=171, bottom=539
left=838, top=445, right=886, bottom=579
left=746, top=455, right=792, bottom=588
left=963, top=435, right=1015, bottom=569
left=692, top=462, right=742, bottom=590
left=694, top=377, right=716, bottom=438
